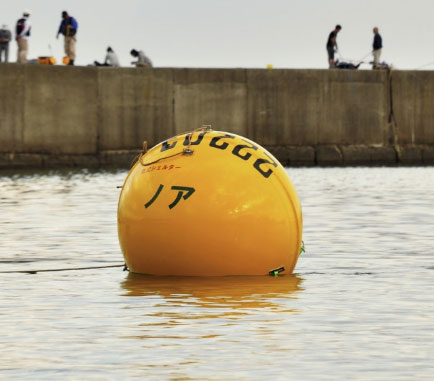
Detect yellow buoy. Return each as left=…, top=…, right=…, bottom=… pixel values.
left=117, top=127, right=303, bottom=276
left=37, top=56, right=57, bottom=65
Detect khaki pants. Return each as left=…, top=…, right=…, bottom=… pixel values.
left=373, top=49, right=381, bottom=68
left=64, top=36, right=76, bottom=60
left=135, top=62, right=152, bottom=68
left=17, top=38, right=28, bottom=64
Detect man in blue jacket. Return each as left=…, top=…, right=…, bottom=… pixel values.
left=56, top=11, right=78, bottom=65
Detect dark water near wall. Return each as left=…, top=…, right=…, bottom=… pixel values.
left=1, top=167, right=433, bottom=379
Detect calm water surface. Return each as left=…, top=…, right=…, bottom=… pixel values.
left=1, top=167, right=433, bottom=380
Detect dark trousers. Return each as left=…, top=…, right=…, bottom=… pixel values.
left=94, top=61, right=111, bottom=66
left=0, top=43, right=9, bottom=62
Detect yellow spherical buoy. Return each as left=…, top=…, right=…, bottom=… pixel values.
left=117, top=127, right=303, bottom=276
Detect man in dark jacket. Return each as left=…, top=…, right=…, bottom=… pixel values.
left=326, top=25, right=342, bottom=68
left=372, top=27, right=382, bottom=69
left=0, top=24, right=12, bottom=62
left=56, top=11, right=78, bottom=65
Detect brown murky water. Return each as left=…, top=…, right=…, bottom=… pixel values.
left=1, top=167, right=433, bottom=379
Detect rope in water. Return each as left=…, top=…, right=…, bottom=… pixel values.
left=3, top=241, right=305, bottom=275
left=0, top=263, right=127, bottom=274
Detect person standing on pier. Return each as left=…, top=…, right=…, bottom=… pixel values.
left=57, top=11, right=78, bottom=66
left=372, top=27, right=382, bottom=69
left=15, top=10, right=31, bottom=64
left=0, top=24, right=12, bottom=62
left=326, top=24, right=341, bottom=68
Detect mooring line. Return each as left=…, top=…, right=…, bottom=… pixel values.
left=0, top=264, right=126, bottom=274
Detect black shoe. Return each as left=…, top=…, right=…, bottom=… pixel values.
left=68, top=59, right=74, bottom=66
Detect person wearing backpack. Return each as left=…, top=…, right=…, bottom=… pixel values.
left=56, top=11, right=78, bottom=65
left=0, top=24, right=12, bottom=62
left=15, top=9, right=31, bottom=64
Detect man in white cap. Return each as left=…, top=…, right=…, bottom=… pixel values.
left=15, top=9, right=31, bottom=64
left=0, top=24, right=12, bottom=62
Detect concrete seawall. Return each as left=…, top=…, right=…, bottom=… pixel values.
left=1, top=63, right=433, bottom=168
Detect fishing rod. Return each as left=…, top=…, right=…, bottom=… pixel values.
left=415, top=60, right=434, bottom=70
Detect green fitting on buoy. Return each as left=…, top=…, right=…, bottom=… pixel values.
left=299, top=240, right=305, bottom=256
left=269, top=266, right=285, bottom=276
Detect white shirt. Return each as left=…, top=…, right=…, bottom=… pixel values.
left=105, top=51, right=120, bottom=67
left=137, top=50, right=152, bottom=67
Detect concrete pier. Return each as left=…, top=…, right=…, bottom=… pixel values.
left=1, top=63, right=433, bottom=168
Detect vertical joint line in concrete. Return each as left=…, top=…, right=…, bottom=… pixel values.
left=20, top=65, right=26, bottom=153
left=96, top=69, right=101, bottom=157
left=387, top=69, right=400, bottom=162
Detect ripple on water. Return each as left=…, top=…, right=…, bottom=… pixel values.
left=0, top=167, right=433, bottom=379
